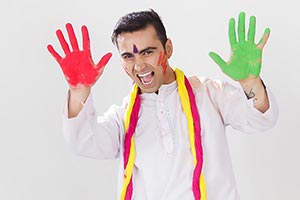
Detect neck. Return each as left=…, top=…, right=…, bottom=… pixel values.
left=155, top=66, right=175, bottom=95
left=162, top=66, right=176, bottom=84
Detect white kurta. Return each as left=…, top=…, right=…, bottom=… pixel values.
left=62, top=77, right=278, bottom=200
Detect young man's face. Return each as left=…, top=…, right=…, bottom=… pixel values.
left=117, top=25, right=173, bottom=93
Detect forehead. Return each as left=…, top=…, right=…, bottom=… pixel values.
left=117, top=25, right=161, bottom=52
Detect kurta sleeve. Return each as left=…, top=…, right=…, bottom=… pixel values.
left=62, top=91, right=126, bottom=160
left=190, top=76, right=278, bottom=134
left=216, top=80, right=278, bottom=134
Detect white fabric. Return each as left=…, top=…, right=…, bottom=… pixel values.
left=62, top=77, right=278, bottom=200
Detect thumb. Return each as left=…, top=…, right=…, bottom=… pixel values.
left=209, top=52, right=226, bottom=70
left=47, top=44, right=62, bottom=63
left=95, top=52, right=113, bottom=72
left=257, top=28, right=270, bottom=50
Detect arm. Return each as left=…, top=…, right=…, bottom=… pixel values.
left=209, top=12, right=271, bottom=113
left=47, top=23, right=112, bottom=118
left=62, top=93, right=124, bottom=159
left=192, top=77, right=278, bottom=134
left=47, top=24, right=120, bottom=159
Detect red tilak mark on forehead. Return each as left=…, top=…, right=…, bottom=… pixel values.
left=158, top=52, right=167, bottom=75
left=133, top=44, right=138, bottom=54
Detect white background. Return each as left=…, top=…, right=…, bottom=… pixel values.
left=0, top=0, right=299, bottom=199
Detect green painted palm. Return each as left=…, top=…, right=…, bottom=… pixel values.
left=209, top=12, right=270, bottom=80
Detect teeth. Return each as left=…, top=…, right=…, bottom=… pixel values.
left=138, top=71, right=152, bottom=77
left=141, top=78, right=154, bottom=85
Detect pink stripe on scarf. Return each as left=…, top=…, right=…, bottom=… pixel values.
left=185, top=77, right=203, bottom=200
left=123, top=95, right=141, bottom=199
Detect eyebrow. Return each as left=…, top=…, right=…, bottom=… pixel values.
left=120, top=46, right=157, bottom=57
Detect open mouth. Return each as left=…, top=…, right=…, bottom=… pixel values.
left=137, top=71, right=154, bottom=85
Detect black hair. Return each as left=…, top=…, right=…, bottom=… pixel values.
left=111, top=9, right=167, bottom=49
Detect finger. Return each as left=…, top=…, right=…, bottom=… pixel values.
left=66, top=23, right=79, bottom=51
left=81, top=25, right=90, bottom=52
left=209, top=52, right=226, bottom=70
left=56, top=29, right=71, bottom=54
left=247, top=16, right=256, bottom=43
left=257, top=28, right=270, bottom=50
left=47, top=44, right=62, bottom=62
left=228, top=18, right=237, bottom=46
left=95, top=52, right=113, bottom=71
left=238, top=12, right=246, bottom=42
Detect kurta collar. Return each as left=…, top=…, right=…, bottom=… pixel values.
left=140, top=81, right=177, bottom=101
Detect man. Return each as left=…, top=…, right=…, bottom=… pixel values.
left=47, top=9, right=278, bottom=200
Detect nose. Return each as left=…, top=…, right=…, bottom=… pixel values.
left=134, top=57, right=146, bottom=72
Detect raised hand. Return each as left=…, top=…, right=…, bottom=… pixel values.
left=47, top=23, right=112, bottom=89
left=209, top=12, right=270, bottom=80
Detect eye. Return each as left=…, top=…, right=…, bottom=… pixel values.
left=122, top=54, right=133, bottom=59
left=143, top=50, right=153, bottom=55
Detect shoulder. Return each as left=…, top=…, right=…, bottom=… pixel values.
left=187, top=76, right=226, bottom=91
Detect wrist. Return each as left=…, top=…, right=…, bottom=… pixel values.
left=239, top=76, right=262, bottom=100
left=239, top=75, right=260, bottom=90
left=239, top=76, right=269, bottom=112
left=69, top=87, right=91, bottom=96
left=69, top=87, right=91, bottom=106
left=67, top=88, right=91, bottom=118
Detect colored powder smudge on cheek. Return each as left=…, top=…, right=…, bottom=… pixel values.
left=157, top=52, right=167, bottom=74
left=122, top=65, right=131, bottom=76
left=162, top=54, right=167, bottom=74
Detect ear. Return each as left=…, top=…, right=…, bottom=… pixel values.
left=165, top=38, right=173, bottom=58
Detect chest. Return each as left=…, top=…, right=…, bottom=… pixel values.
left=133, top=94, right=192, bottom=164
